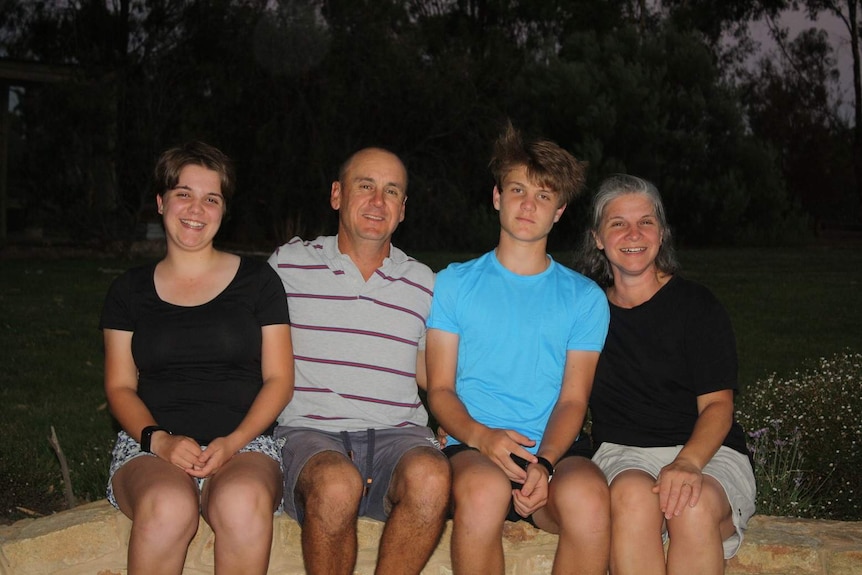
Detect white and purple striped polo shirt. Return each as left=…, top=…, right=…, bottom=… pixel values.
left=268, top=235, right=434, bottom=432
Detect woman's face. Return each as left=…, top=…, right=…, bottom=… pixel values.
left=594, top=192, right=663, bottom=281
left=156, top=164, right=225, bottom=252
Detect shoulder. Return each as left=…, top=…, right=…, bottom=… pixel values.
left=270, top=235, right=331, bottom=261
left=669, top=276, right=724, bottom=309
left=108, top=262, right=156, bottom=291
left=437, top=251, right=491, bottom=280
left=389, top=246, right=434, bottom=277
left=238, top=255, right=280, bottom=281
left=552, top=260, right=607, bottom=300
left=380, top=246, right=436, bottom=296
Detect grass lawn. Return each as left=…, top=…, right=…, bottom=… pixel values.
left=1, top=246, right=860, bottom=522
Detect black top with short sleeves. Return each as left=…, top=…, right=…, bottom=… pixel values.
left=590, top=275, right=749, bottom=457
left=99, top=256, right=290, bottom=444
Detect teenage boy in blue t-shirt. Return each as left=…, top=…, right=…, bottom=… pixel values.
left=426, top=123, right=611, bottom=575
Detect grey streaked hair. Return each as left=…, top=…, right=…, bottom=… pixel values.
left=573, top=174, right=679, bottom=288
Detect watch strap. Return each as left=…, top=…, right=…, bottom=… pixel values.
left=140, top=425, right=170, bottom=453
left=535, top=456, right=555, bottom=479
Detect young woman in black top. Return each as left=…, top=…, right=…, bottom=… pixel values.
left=100, top=142, right=293, bottom=574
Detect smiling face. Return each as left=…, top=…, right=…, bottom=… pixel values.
left=594, top=192, right=663, bottom=282
left=156, top=164, right=225, bottom=252
left=331, top=148, right=407, bottom=248
left=493, top=164, right=566, bottom=245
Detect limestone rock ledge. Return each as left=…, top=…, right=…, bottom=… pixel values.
left=1, top=500, right=860, bottom=574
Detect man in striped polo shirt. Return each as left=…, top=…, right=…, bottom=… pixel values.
left=268, top=147, right=450, bottom=575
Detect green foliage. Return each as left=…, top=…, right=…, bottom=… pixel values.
left=737, top=352, right=862, bottom=520
left=1, top=0, right=844, bottom=252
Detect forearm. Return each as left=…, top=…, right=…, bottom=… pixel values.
left=106, top=387, right=159, bottom=442
left=226, top=376, right=293, bottom=450
left=537, top=400, right=586, bottom=463
left=427, top=387, right=487, bottom=446
left=676, top=401, right=732, bottom=469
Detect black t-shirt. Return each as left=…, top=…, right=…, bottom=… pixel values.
left=99, top=256, right=290, bottom=444
left=590, top=275, right=749, bottom=456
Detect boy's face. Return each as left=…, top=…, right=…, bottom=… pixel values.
left=493, top=165, right=566, bottom=244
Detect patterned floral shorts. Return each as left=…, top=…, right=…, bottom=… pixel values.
left=106, top=431, right=284, bottom=508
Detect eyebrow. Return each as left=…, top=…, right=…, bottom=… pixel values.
left=506, top=180, right=557, bottom=195
left=607, top=213, right=655, bottom=220
left=355, top=176, right=404, bottom=192
left=171, top=185, right=224, bottom=198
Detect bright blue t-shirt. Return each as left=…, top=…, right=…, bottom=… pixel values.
left=427, top=251, right=610, bottom=453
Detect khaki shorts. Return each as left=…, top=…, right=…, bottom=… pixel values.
left=593, top=442, right=756, bottom=558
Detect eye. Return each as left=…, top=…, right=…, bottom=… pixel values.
left=206, top=196, right=222, bottom=205
left=385, top=188, right=400, bottom=196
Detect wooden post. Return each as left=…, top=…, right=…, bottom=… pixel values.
left=0, top=83, right=8, bottom=245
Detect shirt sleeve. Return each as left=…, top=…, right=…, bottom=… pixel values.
left=98, top=269, right=136, bottom=332
left=568, top=279, right=610, bottom=352
left=426, top=265, right=460, bottom=335
left=255, top=258, right=290, bottom=326
left=685, top=285, right=738, bottom=395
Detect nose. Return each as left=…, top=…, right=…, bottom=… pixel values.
left=370, top=188, right=385, bottom=206
left=188, top=197, right=205, bottom=214
left=521, top=195, right=536, bottom=212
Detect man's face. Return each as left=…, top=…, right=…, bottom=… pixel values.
left=493, top=164, right=566, bottom=244
left=331, top=148, right=407, bottom=244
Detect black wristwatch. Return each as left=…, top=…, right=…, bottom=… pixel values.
left=140, top=425, right=171, bottom=453
left=534, top=456, right=555, bottom=479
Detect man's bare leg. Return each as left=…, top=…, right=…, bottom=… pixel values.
left=297, top=451, right=364, bottom=575
left=375, top=447, right=451, bottom=575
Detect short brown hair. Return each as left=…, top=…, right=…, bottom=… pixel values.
left=488, top=122, right=587, bottom=206
left=153, top=141, right=235, bottom=207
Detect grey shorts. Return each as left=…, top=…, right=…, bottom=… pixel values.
left=592, top=442, right=756, bottom=559
left=276, top=426, right=441, bottom=523
left=106, top=430, right=284, bottom=508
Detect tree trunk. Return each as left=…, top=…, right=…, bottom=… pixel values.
left=848, top=0, right=862, bottom=216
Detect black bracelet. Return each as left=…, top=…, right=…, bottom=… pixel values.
left=140, top=425, right=171, bottom=453
left=534, top=456, right=555, bottom=479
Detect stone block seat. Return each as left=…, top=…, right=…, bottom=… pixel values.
left=1, top=500, right=861, bottom=574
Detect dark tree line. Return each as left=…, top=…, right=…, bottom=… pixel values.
left=1, top=0, right=857, bottom=253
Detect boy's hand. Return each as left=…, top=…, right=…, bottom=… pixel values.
left=473, top=427, right=536, bottom=483
left=512, top=465, right=550, bottom=517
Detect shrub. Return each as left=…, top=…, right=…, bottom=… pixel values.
left=736, top=352, right=861, bottom=520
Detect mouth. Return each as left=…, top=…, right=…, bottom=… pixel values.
left=620, top=247, right=646, bottom=253
left=180, top=219, right=205, bottom=229
left=363, top=214, right=385, bottom=222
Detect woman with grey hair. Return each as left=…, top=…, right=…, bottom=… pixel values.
left=574, top=174, right=755, bottom=575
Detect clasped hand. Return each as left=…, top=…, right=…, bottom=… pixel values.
left=474, top=428, right=550, bottom=518
left=150, top=434, right=238, bottom=478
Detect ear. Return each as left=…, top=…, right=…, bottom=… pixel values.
left=156, top=195, right=164, bottom=215
left=553, top=202, right=567, bottom=223
left=592, top=230, right=604, bottom=251
left=492, top=186, right=502, bottom=211
left=398, top=196, right=407, bottom=223
left=330, top=181, right=342, bottom=210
